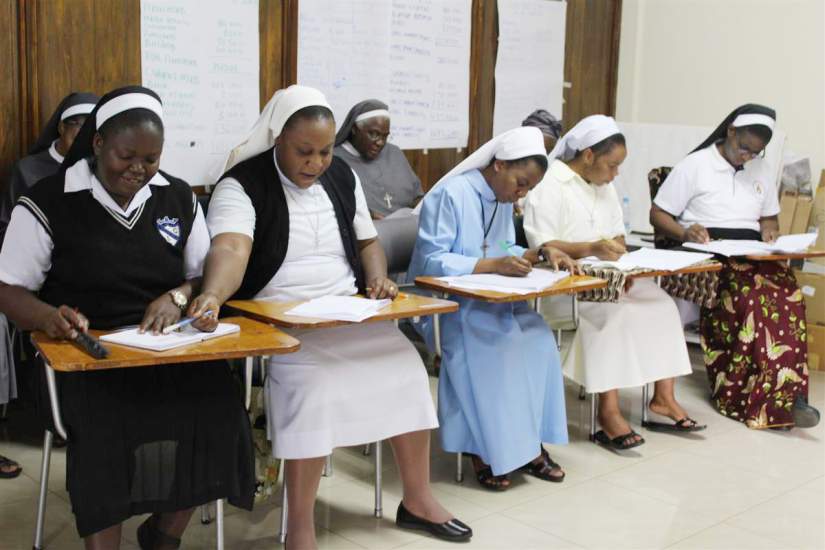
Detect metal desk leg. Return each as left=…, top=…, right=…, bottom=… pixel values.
left=455, top=452, right=463, bottom=483
left=433, top=313, right=442, bottom=360
left=215, top=499, right=224, bottom=550
left=33, top=430, right=53, bottom=550
left=244, top=357, right=253, bottom=412
left=533, top=297, right=542, bottom=313
left=43, top=362, right=67, bottom=441
left=363, top=443, right=372, bottom=456
left=278, top=482, right=288, bottom=544
left=323, top=454, right=333, bottom=477
left=374, top=441, right=383, bottom=518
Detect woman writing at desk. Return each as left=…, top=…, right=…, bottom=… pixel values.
left=188, top=85, right=471, bottom=548
left=523, top=115, right=701, bottom=451
left=651, top=104, right=820, bottom=429
left=0, top=86, right=255, bottom=548
left=407, top=127, right=576, bottom=491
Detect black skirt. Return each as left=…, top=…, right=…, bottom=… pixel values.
left=56, top=360, right=255, bottom=537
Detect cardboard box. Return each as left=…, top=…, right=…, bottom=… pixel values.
left=778, top=191, right=797, bottom=235
left=809, top=352, right=821, bottom=372
left=791, top=195, right=814, bottom=235
left=810, top=171, right=825, bottom=265
left=794, top=271, right=825, bottom=325
left=808, top=323, right=825, bottom=369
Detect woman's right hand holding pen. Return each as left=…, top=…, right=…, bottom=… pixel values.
left=41, top=305, right=89, bottom=340
left=187, top=292, right=221, bottom=333
left=494, top=256, right=533, bottom=277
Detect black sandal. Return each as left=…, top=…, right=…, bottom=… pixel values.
left=137, top=514, right=181, bottom=550
left=467, top=454, right=510, bottom=491
left=0, top=455, right=21, bottom=479
left=643, top=417, right=707, bottom=433
left=594, top=429, right=645, bottom=451
left=520, top=447, right=565, bottom=482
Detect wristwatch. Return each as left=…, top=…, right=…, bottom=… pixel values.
left=169, top=290, right=188, bottom=312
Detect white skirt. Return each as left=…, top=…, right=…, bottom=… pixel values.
left=563, top=279, right=692, bottom=393
left=265, top=321, right=438, bottom=459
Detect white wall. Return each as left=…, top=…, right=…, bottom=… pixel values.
left=616, top=0, right=825, bottom=181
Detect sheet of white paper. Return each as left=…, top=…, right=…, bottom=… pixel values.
left=141, top=0, right=260, bottom=187
left=297, top=0, right=472, bottom=150
left=286, top=296, right=392, bottom=322
left=772, top=233, right=818, bottom=252
left=100, top=323, right=240, bottom=352
left=580, top=248, right=713, bottom=271
left=492, top=0, right=566, bottom=136
left=439, top=269, right=570, bottom=293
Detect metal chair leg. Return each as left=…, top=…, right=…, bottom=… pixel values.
left=278, top=480, right=288, bottom=544
left=215, top=499, right=224, bottom=550
left=0, top=402, right=7, bottom=420
left=374, top=440, right=383, bottom=518
left=590, top=392, right=598, bottom=441
left=323, top=454, right=333, bottom=477
left=641, top=383, right=650, bottom=426
left=578, top=384, right=586, bottom=401
left=455, top=452, right=464, bottom=483
left=555, top=329, right=562, bottom=351
left=33, top=430, right=53, bottom=550
left=363, top=443, right=372, bottom=456
left=201, top=502, right=212, bottom=524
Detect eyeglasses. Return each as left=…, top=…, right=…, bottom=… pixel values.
left=365, top=130, right=390, bottom=142
left=734, top=134, right=765, bottom=159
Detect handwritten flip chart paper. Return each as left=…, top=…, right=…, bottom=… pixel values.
left=493, top=0, right=566, bottom=136
left=141, top=0, right=260, bottom=187
left=297, top=0, right=471, bottom=150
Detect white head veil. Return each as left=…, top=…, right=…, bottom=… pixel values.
left=413, top=126, right=545, bottom=214
left=215, top=85, right=332, bottom=179
left=548, top=115, right=622, bottom=162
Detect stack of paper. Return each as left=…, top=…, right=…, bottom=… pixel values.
left=100, top=323, right=240, bottom=352
left=285, top=296, right=392, bottom=322
left=580, top=248, right=714, bottom=272
left=438, top=269, right=570, bottom=294
left=684, top=233, right=818, bottom=257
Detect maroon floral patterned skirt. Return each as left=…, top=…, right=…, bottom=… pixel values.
left=701, top=259, right=809, bottom=429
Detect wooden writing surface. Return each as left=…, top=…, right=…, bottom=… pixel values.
left=31, top=316, right=299, bottom=372
left=227, top=292, right=458, bottom=329
left=414, top=274, right=607, bottom=303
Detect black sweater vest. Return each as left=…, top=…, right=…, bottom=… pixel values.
left=220, top=148, right=365, bottom=299
left=23, top=167, right=196, bottom=329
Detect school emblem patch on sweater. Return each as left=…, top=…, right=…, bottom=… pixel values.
left=156, top=216, right=181, bottom=245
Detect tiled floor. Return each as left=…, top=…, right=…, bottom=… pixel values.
left=1, top=343, right=823, bottom=549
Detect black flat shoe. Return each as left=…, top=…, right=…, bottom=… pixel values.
left=793, top=396, right=820, bottom=428
left=396, top=502, right=472, bottom=543
left=137, top=514, right=181, bottom=550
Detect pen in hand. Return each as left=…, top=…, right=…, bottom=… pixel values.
left=162, top=310, right=215, bottom=335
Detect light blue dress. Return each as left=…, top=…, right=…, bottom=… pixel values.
left=407, top=169, right=568, bottom=475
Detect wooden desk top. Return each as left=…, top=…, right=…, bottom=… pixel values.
left=744, top=249, right=825, bottom=261
left=226, top=292, right=459, bottom=329
left=624, top=261, right=724, bottom=279
left=31, top=316, right=300, bottom=372
left=414, top=274, right=607, bottom=303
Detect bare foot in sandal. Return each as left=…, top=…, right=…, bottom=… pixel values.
left=521, top=446, right=564, bottom=482
left=468, top=454, right=510, bottom=491
left=0, top=455, right=22, bottom=479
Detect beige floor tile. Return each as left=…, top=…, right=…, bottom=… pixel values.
left=599, top=451, right=788, bottom=520
left=501, top=478, right=720, bottom=549
left=397, top=513, right=582, bottom=550
left=666, top=522, right=789, bottom=550
left=0, top=495, right=83, bottom=549
left=724, top=485, right=825, bottom=549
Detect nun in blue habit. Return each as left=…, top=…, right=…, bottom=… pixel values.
left=407, top=127, right=575, bottom=490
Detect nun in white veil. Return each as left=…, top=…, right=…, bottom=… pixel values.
left=522, top=115, right=703, bottom=452
left=191, top=85, right=472, bottom=547
left=407, top=127, right=575, bottom=490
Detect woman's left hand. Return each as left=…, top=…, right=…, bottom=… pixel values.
left=761, top=227, right=779, bottom=244
left=543, top=247, right=581, bottom=275
left=367, top=277, right=398, bottom=300
left=140, top=294, right=183, bottom=334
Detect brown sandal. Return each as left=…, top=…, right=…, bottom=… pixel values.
left=468, top=454, right=510, bottom=491
left=520, top=447, right=565, bottom=483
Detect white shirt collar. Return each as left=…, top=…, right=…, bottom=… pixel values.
left=48, top=141, right=64, bottom=164
left=341, top=141, right=361, bottom=158
left=63, top=159, right=170, bottom=217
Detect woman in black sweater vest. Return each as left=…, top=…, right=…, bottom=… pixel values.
left=0, top=86, right=254, bottom=549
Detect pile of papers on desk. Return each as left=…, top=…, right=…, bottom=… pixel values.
left=580, top=248, right=714, bottom=272
left=285, top=296, right=392, bottom=322
left=438, top=269, right=570, bottom=294
left=683, top=233, right=818, bottom=257
left=101, top=323, right=240, bottom=352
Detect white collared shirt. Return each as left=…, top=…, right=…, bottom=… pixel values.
left=653, top=144, right=780, bottom=232
left=47, top=141, right=64, bottom=164
left=207, top=149, right=377, bottom=301
left=523, top=159, right=625, bottom=248
left=0, top=160, right=210, bottom=290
